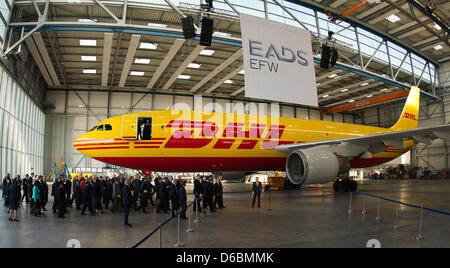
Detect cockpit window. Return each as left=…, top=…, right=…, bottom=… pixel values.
left=97, top=125, right=104, bottom=131
left=105, top=124, right=112, bottom=131
left=89, top=125, right=98, bottom=132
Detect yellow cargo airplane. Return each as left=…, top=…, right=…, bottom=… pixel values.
left=74, top=86, right=450, bottom=191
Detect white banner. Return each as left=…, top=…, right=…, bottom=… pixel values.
left=240, top=14, right=318, bottom=107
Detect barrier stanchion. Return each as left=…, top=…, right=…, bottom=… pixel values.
left=416, top=205, right=424, bottom=240
left=376, top=196, right=381, bottom=221
left=348, top=192, right=352, bottom=214
left=186, top=206, right=193, bottom=232
left=393, top=201, right=400, bottom=230
left=174, top=213, right=184, bottom=248
left=362, top=193, right=367, bottom=216
left=194, top=199, right=200, bottom=223
left=200, top=197, right=203, bottom=217
left=158, top=224, right=162, bottom=248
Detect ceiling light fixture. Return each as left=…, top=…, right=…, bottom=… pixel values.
left=386, top=14, right=401, bottom=23
left=81, top=56, right=96, bottom=61
left=134, top=58, right=151, bottom=64
left=178, top=75, right=191, bottom=79
left=80, top=39, right=97, bottom=46
left=200, top=49, right=215, bottom=56
left=140, top=43, right=158, bottom=50
left=130, top=71, right=145, bottom=76
left=188, top=63, right=201, bottom=69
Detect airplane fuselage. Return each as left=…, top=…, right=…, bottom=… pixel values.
left=73, top=110, right=412, bottom=172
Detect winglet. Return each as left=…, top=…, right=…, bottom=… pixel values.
left=390, top=87, right=420, bottom=131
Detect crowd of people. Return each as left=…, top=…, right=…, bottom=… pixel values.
left=2, top=172, right=226, bottom=227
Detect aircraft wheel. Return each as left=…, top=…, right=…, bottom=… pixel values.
left=349, top=180, right=358, bottom=192
left=341, top=181, right=350, bottom=192
left=333, top=180, right=341, bottom=192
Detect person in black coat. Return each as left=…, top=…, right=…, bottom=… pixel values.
left=56, top=177, right=66, bottom=218
left=122, top=179, right=133, bottom=227
left=21, top=174, right=29, bottom=204
left=207, top=177, right=216, bottom=212
left=52, top=176, right=62, bottom=214
left=132, top=177, right=140, bottom=211
left=74, top=179, right=82, bottom=210
left=39, top=176, right=48, bottom=212
left=169, top=178, right=180, bottom=216
left=214, top=176, right=225, bottom=209
left=93, top=177, right=104, bottom=213
left=252, top=177, right=263, bottom=208
left=27, top=175, right=33, bottom=204
left=143, top=119, right=152, bottom=140
left=193, top=175, right=202, bottom=212
left=2, top=173, right=10, bottom=203
left=65, top=178, right=72, bottom=208
left=179, top=181, right=187, bottom=220
left=8, top=179, right=20, bottom=222
left=104, top=178, right=113, bottom=209
left=140, top=177, right=152, bottom=213
left=157, top=177, right=169, bottom=214
left=81, top=179, right=95, bottom=215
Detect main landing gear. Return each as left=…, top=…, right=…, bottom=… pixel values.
left=333, top=173, right=358, bottom=192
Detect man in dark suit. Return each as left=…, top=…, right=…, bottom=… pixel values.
left=214, top=176, right=225, bottom=209
left=52, top=176, right=62, bottom=214
left=207, top=177, right=216, bottom=212
left=111, top=177, right=121, bottom=213
left=2, top=173, right=10, bottom=202
left=122, top=179, right=133, bottom=227
left=56, top=177, right=66, bottom=218
left=65, top=178, right=72, bottom=208
left=193, top=174, right=202, bottom=212
left=169, top=178, right=180, bottom=216
left=140, top=177, right=151, bottom=213
left=40, top=176, right=49, bottom=211
left=73, top=178, right=82, bottom=210
left=179, top=181, right=187, bottom=220
left=104, top=177, right=113, bottom=209
left=93, top=177, right=104, bottom=213
left=252, top=177, right=263, bottom=208
left=21, top=174, right=29, bottom=204
left=143, top=119, right=152, bottom=140
left=158, top=177, right=169, bottom=214
left=81, top=179, right=95, bottom=215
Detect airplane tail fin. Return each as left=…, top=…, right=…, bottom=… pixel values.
left=390, top=86, right=420, bottom=131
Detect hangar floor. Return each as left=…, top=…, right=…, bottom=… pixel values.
left=1, top=180, right=450, bottom=248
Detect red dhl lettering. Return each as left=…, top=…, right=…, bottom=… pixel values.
left=222, top=123, right=266, bottom=138
left=404, top=112, right=417, bottom=121
left=164, top=120, right=288, bottom=149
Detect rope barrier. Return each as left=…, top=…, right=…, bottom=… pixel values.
left=351, top=192, right=450, bottom=216
left=130, top=201, right=195, bottom=248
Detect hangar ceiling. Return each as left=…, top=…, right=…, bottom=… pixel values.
left=5, top=0, right=448, bottom=112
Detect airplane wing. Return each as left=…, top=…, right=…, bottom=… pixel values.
left=275, top=124, right=450, bottom=156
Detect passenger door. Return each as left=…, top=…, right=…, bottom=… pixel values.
left=121, top=114, right=138, bottom=139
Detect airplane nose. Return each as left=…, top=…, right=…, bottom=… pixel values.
left=73, top=135, right=84, bottom=151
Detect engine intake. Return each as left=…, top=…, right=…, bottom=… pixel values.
left=286, top=149, right=350, bottom=186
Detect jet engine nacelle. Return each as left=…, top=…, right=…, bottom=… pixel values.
left=286, top=149, right=350, bottom=186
